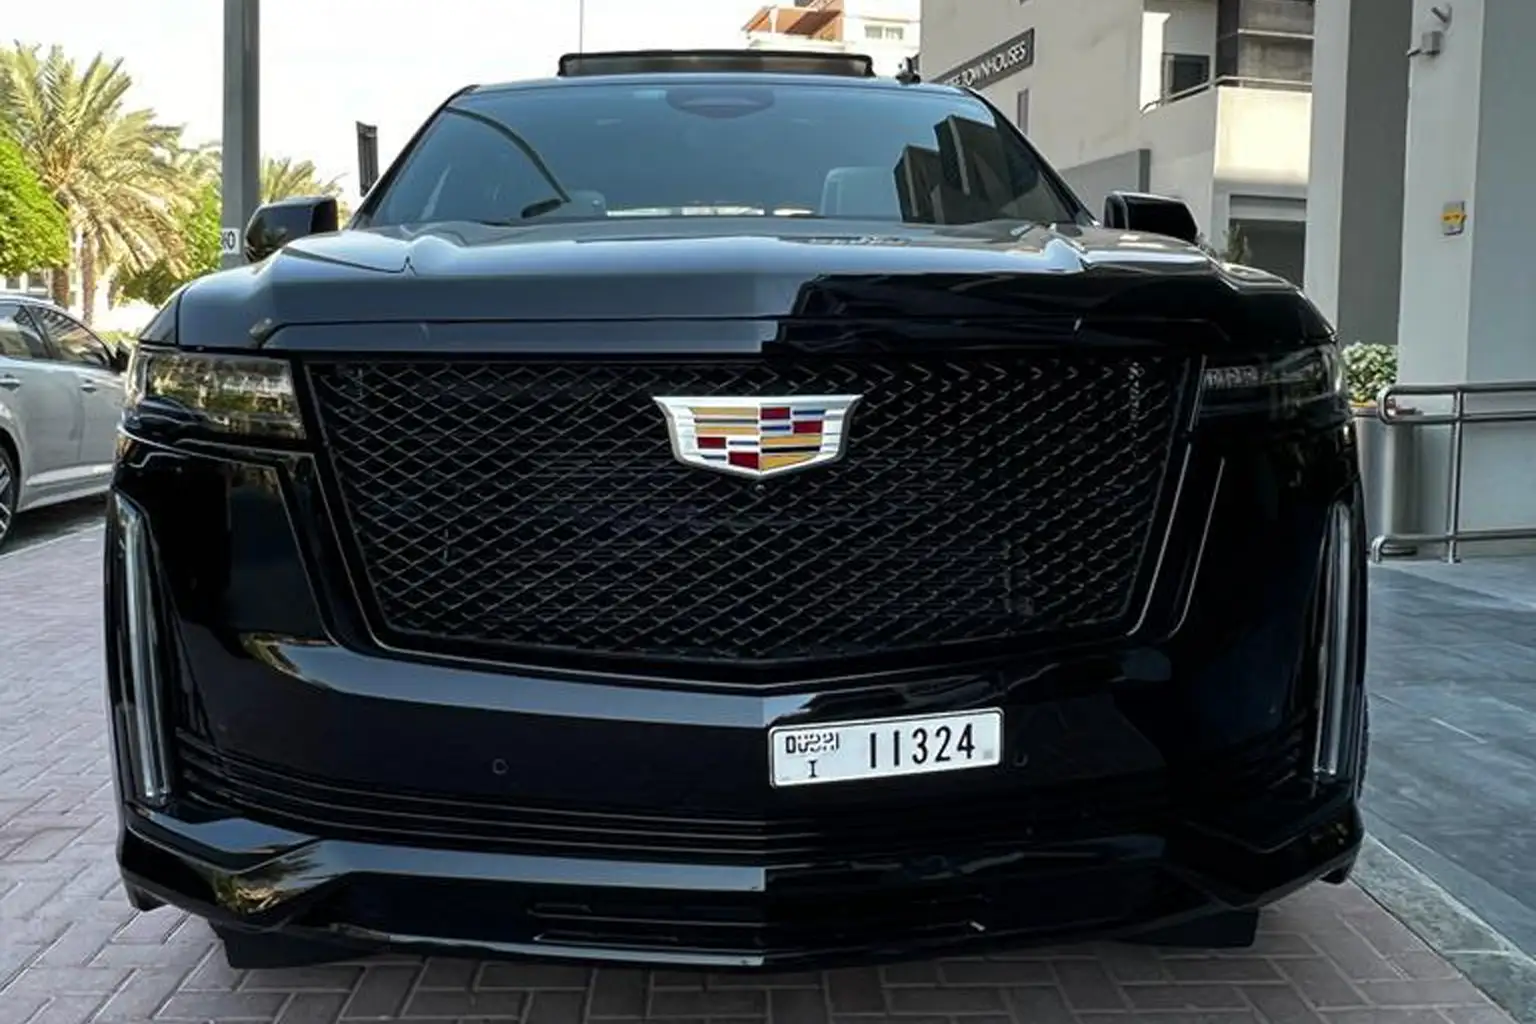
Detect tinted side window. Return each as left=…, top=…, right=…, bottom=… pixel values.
left=33, top=308, right=111, bottom=368
left=0, top=305, right=51, bottom=360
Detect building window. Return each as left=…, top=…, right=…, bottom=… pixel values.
left=863, top=22, right=906, bottom=41
left=1162, top=53, right=1211, bottom=99
left=1016, top=89, right=1030, bottom=134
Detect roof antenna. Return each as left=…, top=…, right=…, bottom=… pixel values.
left=895, top=56, right=921, bottom=85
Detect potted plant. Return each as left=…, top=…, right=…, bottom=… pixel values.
left=1342, top=342, right=1416, bottom=555
left=1342, top=342, right=1397, bottom=410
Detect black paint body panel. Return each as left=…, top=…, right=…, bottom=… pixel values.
left=169, top=218, right=1330, bottom=353
left=109, top=175, right=1365, bottom=966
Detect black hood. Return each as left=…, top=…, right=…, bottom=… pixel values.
left=167, top=218, right=1332, bottom=353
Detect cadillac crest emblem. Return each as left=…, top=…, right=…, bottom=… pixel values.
left=652, top=395, right=863, bottom=479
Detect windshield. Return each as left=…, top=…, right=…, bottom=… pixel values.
left=366, top=79, right=1083, bottom=229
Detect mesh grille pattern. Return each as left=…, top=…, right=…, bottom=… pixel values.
left=306, top=356, right=1186, bottom=664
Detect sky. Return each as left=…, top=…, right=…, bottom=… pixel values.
left=6, top=0, right=766, bottom=197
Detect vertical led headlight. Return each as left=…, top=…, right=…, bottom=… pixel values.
left=111, top=495, right=172, bottom=805
left=1312, top=501, right=1359, bottom=780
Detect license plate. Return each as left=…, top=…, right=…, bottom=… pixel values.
left=769, top=709, right=1003, bottom=788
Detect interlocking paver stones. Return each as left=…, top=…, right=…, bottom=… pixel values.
left=0, top=528, right=1517, bottom=1023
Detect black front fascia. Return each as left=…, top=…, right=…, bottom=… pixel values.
left=106, top=395, right=1361, bottom=826
left=117, top=315, right=1354, bottom=693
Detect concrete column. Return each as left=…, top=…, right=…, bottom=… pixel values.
left=1396, top=0, right=1536, bottom=553
left=220, top=0, right=260, bottom=270
left=1303, top=0, right=1411, bottom=346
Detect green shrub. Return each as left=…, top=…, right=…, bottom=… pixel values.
left=1341, top=342, right=1396, bottom=407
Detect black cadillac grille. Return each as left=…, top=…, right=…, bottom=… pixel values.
left=306, top=355, right=1187, bottom=665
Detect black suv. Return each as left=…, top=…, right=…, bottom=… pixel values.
left=106, top=50, right=1368, bottom=970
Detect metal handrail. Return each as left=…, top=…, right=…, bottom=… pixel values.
left=1139, top=74, right=1312, bottom=113
left=1372, top=380, right=1536, bottom=563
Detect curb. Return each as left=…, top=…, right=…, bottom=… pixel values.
left=1355, top=833, right=1536, bottom=1023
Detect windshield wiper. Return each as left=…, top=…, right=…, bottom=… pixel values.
left=467, top=200, right=585, bottom=227
left=520, top=196, right=568, bottom=220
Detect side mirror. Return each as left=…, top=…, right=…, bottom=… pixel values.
left=243, top=195, right=341, bottom=263
left=1103, top=191, right=1200, bottom=245
left=108, top=344, right=130, bottom=373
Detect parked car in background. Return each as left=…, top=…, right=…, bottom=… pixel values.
left=0, top=292, right=127, bottom=550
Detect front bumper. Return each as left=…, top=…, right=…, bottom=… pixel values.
left=120, top=785, right=1361, bottom=969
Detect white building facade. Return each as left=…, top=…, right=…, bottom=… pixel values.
left=0, top=271, right=51, bottom=300
left=919, top=0, right=1314, bottom=284
left=744, top=0, right=920, bottom=78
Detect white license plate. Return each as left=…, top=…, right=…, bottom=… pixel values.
left=769, top=709, right=1003, bottom=788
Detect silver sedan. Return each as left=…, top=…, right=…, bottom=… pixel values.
left=0, top=293, right=127, bottom=549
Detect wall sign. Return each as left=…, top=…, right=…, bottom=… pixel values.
left=1441, top=201, right=1467, bottom=236
left=936, top=28, right=1036, bottom=91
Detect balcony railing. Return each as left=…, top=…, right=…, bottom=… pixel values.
left=1141, top=74, right=1310, bottom=114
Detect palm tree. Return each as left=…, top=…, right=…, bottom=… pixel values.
left=0, top=43, right=188, bottom=321
left=261, top=156, right=342, bottom=203
left=110, top=143, right=221, bottom=309
left=175, top=141, right=221, bottom=191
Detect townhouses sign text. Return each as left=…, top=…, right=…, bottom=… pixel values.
left=937, top=28, right=1036, bottom=90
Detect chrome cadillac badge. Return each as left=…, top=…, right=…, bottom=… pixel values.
left=652, top=395, right=862, bottom=479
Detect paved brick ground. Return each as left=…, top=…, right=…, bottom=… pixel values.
left=0, top=521, right=1518, bottom=1023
